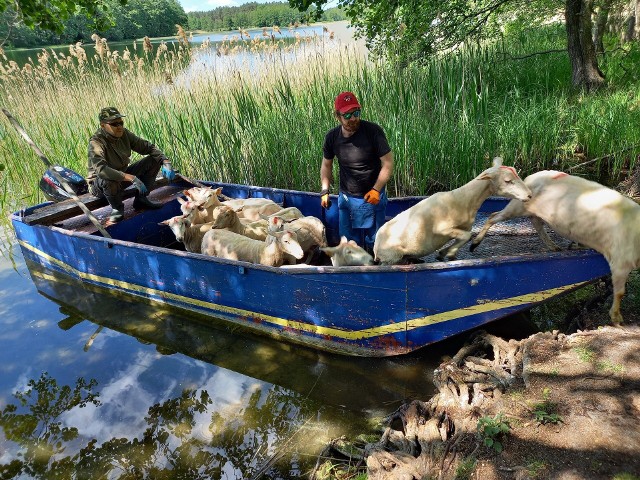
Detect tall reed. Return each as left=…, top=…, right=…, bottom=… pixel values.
left=1, top=23, right=639, bottom=222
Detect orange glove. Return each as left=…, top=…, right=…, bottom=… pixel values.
left=364, top=188, right=380, bottom=205
left=321, top=193, right=331, bottom=209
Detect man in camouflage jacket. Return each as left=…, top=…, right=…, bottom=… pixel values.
left=87, top=107, right=176, bottom=222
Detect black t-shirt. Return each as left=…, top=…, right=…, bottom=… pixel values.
left=323, top=120, right=391, bottom=197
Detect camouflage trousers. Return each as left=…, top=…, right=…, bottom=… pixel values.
left=88, top=155, right=161, bottom=211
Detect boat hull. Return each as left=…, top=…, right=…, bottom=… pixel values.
left=11, top=182, right=612, bottom=356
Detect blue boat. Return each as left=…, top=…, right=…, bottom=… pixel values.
left=10, top=180, right=612, bottom=356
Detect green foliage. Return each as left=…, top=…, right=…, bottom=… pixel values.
left=455, top=456, right=477, bottom=479
left=1, top=0, right=187, bottom=48
left=573, top=346, right=596, bottom=363
left=526, top=460, right=549, bottom=479
left=187, top=1, right=344, bottom=32
left=477, top=413, right=510, bottom=453
left=1, top=0, right=125, bottom=33
left=532, top=388, right=563, bottom=425
left=613, top=474, right=640, bottom=480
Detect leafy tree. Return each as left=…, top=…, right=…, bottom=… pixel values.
left=0, top=0, right=126, bottom=34
left=287, top=0, right=629, bottom=91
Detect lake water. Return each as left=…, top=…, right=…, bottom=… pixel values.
left=0, top=225, right=463, bottom=478
left=3, top=24, right=333, bottom=68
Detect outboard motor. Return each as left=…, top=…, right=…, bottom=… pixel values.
left=39, top=166, right=88, bottom=202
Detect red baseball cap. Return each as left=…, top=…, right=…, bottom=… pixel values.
left=334, top=91, right=361, bottom=114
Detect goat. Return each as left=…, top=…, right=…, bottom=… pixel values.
left=470, top=170, right=640, bottom=325
left=321, top=236, right=374, bottom=266
left=373, top=157, right=532, bottom=265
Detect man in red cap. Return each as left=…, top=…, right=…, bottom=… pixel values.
left=320, top=91, right=394, bottom=251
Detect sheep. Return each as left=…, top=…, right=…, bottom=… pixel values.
left=234, top=201, right=285, bottom=221
left=208, top=205, right=270, bottom=241
left=265, top=214, right=327, bottom=264
left=373, top=157, right=532, bottom=265
left=183, top=186, right=223, bottom=205
left=321, top=236, right=374, bottom=266
left=180, top=188, right=284, bottom=224
left=201, top=217, right=304, bottom=267
left=159, top=215, right=214, bottom=253
left=470, top=170, right=640, bottom=325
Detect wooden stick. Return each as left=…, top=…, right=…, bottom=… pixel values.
left=2, top=108, right=112, bottom=238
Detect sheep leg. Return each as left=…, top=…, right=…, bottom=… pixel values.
left=470, top=200, right=527, bottom=252
left=609, top=266, right=631, bottom=325
left=436, top=229, right=472, bottom=261
left=530, top=217, right=562, bottom=251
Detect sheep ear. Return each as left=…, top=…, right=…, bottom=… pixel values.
left=347, top=240, right=359, bottom=246
left=177, top=197, right=186, bottom=205
left=339, top=236, right=349, bottom=244
left=158, top=220, right=169, bottom=225
left=320, top=246, right=336, bottom=256
left=492, top=156, right=504, bottom=167
left=183, top=189, right=193, bottom=198
left=213, top=187, right=223, bottom=196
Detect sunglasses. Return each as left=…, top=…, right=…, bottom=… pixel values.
left=341, top=110, right=361, bottom=120
left=108, top=121, right=124, bottom=127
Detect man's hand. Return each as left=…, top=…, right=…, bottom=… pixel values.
left=131, top=176, right=148, bottom=196
left=321, top=193, right=331, bottom=209
left=161, top=161, right=176, bottom=181
left=364, top=188, right=380, bottom=205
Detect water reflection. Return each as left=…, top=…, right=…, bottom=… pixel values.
left=0, top=238, right=442, bottom=478
left=26, top=260, right=437, bottom=411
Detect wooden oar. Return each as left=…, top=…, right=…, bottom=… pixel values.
left=176, top=172, right=205, bottom=188
left=176, top=173, right=234, bottom=201
left=2, top=108, right=112, bottom=239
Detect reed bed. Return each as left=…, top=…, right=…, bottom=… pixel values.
left=1, top=23, right=640, bottom=221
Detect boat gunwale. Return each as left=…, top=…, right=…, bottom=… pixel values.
left=11, top=208, right=606, bottom=276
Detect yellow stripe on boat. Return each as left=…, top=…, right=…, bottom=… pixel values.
left=20, top=240, right=587, bottom=341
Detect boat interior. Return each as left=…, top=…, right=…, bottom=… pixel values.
left=16, top=180, right=581, bottom=266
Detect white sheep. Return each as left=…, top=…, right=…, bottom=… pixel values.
left=180, top=188, right=283, bottom=224
left=264, top=214, right=327, bottom=264
left=373, top=157, right=532, bottom=265
left=201, top=217, right=304, bottom=267
left=159, top=215, right=214, bottom=253
left=321, top=236, right=374, bottom=266
left=470, top=170, right=640, bottom=325
left=208, top=205, right=269, bottom=241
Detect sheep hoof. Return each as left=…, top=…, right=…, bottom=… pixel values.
left=469, top=242, right=478, bottom=252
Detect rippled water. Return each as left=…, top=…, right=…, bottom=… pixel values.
left=0, top=227, right=457, bottom=478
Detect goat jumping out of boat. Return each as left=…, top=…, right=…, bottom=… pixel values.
left=373, top=157, right=532, bottom=265
left=470, top=170, right=640, bottom=325
left=321, top=236, right=374, bottom=266
left=201, top=216, right=304, bottom=267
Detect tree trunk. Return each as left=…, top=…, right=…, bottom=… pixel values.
left=620, top=0, right=638, bottom=42
left=593, top=0, right=613, bottom=55
left=566, top=0, right=606, bottom=90
left=635, top=0, right=640, bottom=38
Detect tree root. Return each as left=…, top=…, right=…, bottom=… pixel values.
left=313, top=331, right=527, bottom=480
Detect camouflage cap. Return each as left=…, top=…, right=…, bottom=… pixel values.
left=98, top=107, right=126, bottom=123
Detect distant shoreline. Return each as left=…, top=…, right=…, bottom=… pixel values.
left=3, top=20, right=364, bottom=54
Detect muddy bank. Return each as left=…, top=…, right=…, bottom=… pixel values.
left=313, top=325, right=640, bottom=479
